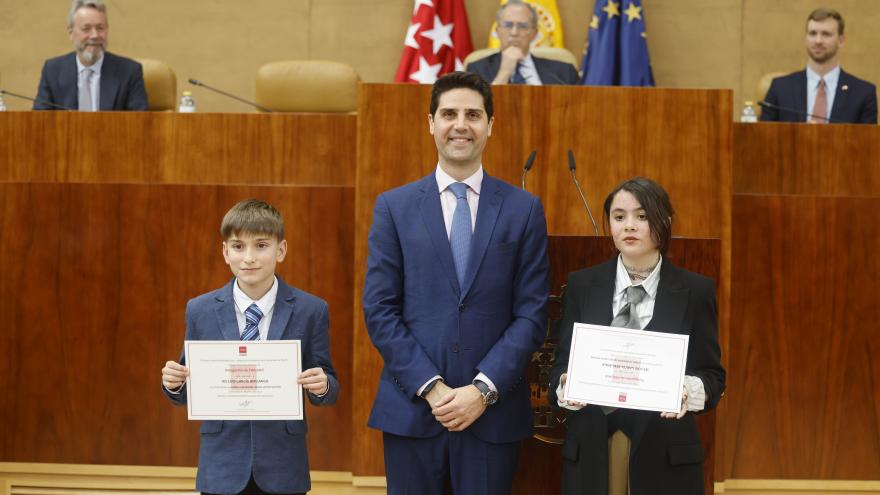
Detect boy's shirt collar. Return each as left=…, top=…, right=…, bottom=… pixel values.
left=232, top=275, right=278, bottom=317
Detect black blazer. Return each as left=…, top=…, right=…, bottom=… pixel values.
left=466, top=52, right=579, bottom=85
left=760, top=69, right=877, bottom=124
left=34, top=51, right=148, bottom=111
left=548, top=257, right=725, bottom=495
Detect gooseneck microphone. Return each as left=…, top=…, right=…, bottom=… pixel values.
left=757, top=100, right=838, bottom=123
left=567, top=150, right=599, bottom=236
left=187, top=79, right=273, bottom=113
left=0, top=88, right=75, bottom=111
left=520, top=150, right=537, bottom=190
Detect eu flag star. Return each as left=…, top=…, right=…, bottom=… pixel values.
left=603, top=0, right=620, bottom=19
left=624, top=2, right=642, bottom=22
left=590, top=14, right=600, bottom=29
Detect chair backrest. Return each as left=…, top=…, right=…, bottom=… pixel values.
left=255, top=61, right=359, bottom=113
left=463, top=47, right=579, bottom=71
left=135, top=58, right=177, bottom=111
left=755, top=71, right=788, bottom=117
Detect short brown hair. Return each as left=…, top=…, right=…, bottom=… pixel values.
left=429, top=71, right=494, bottom=120
left=807, top=8, right=844, bottom=36
left=603, top=177, right=675, bottom=255
left=220, top=199, right=284, bottom=241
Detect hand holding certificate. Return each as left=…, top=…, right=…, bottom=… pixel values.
left=184, top=340, right=304, bottom=420
left=562, top=323, right=689, bottom=413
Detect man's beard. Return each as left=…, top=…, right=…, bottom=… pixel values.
left=77, top=42, right=105, bottom=63
left=808, top=46, right=836, bottom=64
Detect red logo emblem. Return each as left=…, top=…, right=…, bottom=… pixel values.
left=618, top=392, right=627, bottom=402
left=238, top=346, right=247, bottom=356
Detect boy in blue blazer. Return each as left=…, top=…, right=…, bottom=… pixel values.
left=162, top=199, right=338, bottom=495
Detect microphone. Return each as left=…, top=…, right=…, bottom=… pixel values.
left=520, top=150, right=537, bottom=190
left=0, top=88, right=75, bottom=111
left=187, top=78, right=273, bottom=113
left=567, top=150, right=599, bottom=236
left=757, top=100, right=839, bottom=124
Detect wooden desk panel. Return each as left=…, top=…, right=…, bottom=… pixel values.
left=0, top=112, right=356, bottom=186
left=727, top=195, right=880, bottom=479
left=0, top=183, right=353, bottom=471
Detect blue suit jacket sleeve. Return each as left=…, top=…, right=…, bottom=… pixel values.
left=363, top=193, right=442, bottom=397
left=475, top=196, right=549, bottom=394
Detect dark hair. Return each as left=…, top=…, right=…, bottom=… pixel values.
left=220, top=199, right=284, bottom=241
left=602, top=177, right=674, bottom=254
left=807, top=8, right=844, bottom=36
left=429, top=71, right=494, bottom=120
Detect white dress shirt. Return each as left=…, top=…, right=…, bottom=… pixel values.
left=516, top=54, right=543, bottom=86
left=75, top=55, right=103, bottom=111
left=232, top=276, right=278, bottom=341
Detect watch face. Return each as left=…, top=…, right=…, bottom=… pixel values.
left=485, top=390, right=499, bottom=405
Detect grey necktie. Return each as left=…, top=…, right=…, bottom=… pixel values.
left=78, top=68, right=93, bottom=112
left=603, top=285, right=648, bottom=414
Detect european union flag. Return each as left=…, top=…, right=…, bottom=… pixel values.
left=580, top=0, right=654, bottom=86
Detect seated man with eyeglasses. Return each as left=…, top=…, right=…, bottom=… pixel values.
left=466, top=0, right=579, bottom=86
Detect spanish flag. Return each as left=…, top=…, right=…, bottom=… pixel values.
left=487, top=0, right=565, bottom=48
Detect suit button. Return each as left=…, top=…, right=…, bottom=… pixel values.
left=458, top=304, right=465, bottom=312
left=452, top=344, right=459, bottom=353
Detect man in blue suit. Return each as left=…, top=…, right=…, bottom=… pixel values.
left=761, top=8, right=876, bottom=124
left=363, top=71, right=550, bottom=494
left=466, top=0, right=578, bottom=86
left=34, top=0, right=147, bottom=111
left=162, top=199, right=339, bottom=495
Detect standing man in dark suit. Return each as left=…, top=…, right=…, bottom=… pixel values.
left=761, top=8, right=876, bottom=124
left=363, top=71, right=549, bottom=494
left=466, top=0, right=578, bottom=86
left=34, top=0, right=147, bottom=111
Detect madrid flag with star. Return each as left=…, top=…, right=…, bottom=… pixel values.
left=394, top=0, right=474, bottom=84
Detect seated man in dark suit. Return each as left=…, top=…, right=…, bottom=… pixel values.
left=761, top=8, right=876, bottom=124
left=34, top=0, right=147, bottom=111
left=466, top=0, right=578, bottom=86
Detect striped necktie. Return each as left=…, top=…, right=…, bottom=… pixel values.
left=240, top=303, right=263, bottom=341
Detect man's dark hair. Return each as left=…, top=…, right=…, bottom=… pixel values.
left=221, top=199, right=285, bottom=241
left=807, top=8, right=845, bottom=36
left=429, top=71, right=494, bottom=120
left=603, top=177, right=675, bottom=254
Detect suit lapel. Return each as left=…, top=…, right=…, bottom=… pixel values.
left=267, top=279, right=296, bottom=340
left=418, top=175, right=461, bottom=295
left=460, top=175, right=502, bottom=299
left=645, top=260, right=689, bottom=334
left=793, top=70, right=808, bottom=118
left=213, top=279, right=242, bottom=341
left=830, top=70, right=851, bottom=122
left=99, top=53, right=119, bottom=111
left=582, top=259, right=617, bottom=325
left=62, top=53, right=79, bottom=110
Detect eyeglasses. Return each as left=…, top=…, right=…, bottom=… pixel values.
left=498, top=21, right=534, bottom=31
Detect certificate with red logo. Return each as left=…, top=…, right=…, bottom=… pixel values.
left=184, top=340, right=303, bottom=420
left=562, top=324, right=688, bottom=413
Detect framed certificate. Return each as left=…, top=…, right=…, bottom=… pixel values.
left=184, top=340, right=303, bottom=420
left=562, top=323, right=689, bottom=412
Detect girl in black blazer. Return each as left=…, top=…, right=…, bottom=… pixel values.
left=548, top=177, right=725, bottom=495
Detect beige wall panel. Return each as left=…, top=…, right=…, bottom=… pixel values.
left=742, top=0, right=880, bottom=105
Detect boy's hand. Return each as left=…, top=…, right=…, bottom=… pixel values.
left=298, top=367, right=328, bottom=396
left=162, top=361, right=189, bottom=390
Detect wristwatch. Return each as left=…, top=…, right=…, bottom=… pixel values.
left=473, top=379, right=498, bottom=406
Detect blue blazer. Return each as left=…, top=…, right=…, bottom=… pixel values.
left=548, top=258, right=725, bottom=495
left=34, top=51, right=148, bottom=111
left=163, top=277, right=339, bottom=494
left=466, top=52, right=579, bottom=85
left=363, top=172, right=550, bottom=444
left=760, top=69, right=877, bottom=124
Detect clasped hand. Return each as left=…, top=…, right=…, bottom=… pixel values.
left=424, top=382, right=487, bottom=432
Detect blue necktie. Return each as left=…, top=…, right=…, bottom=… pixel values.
left=241, top=303, right=264, bottom=341
left=511, top=63, right=526, bottom=84
left=448, top=182, right=472, bottom=288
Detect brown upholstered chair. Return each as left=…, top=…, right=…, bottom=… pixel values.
left=463, top=46, right=579, bottom=72
left=755, top=71, right=787, bottom=118
left=255, top=61, right=359, bottom=113
left=134, top=58, right=177, bottom=111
